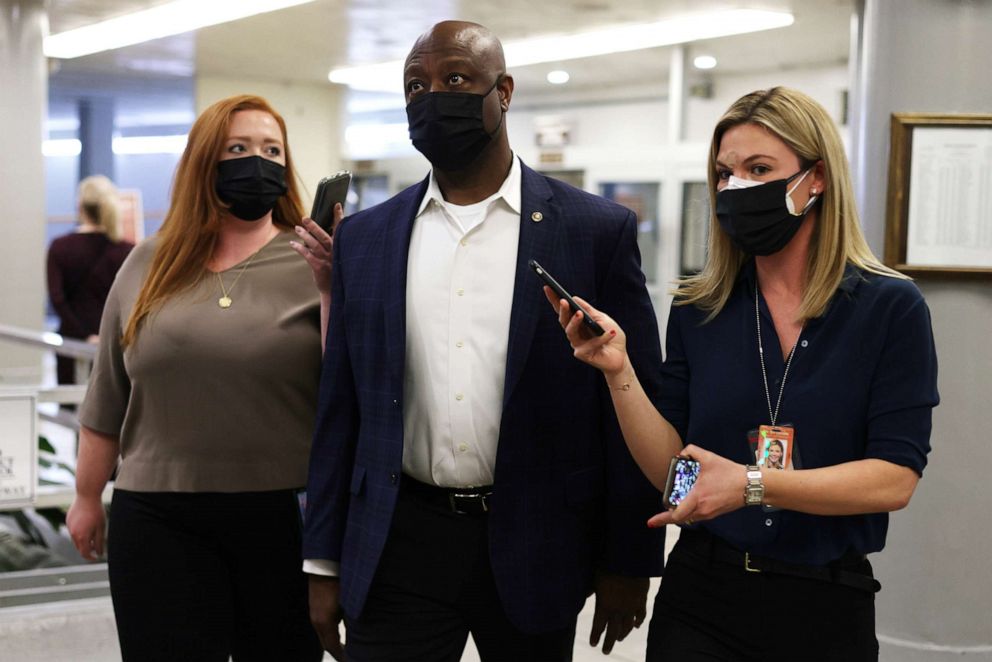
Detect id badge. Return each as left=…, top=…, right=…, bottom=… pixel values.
left=747, top=425, right=797, bottom=513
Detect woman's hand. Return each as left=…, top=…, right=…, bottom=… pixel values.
left=543, top=287, right=629, bottom=376
left=291, top=203, right=342, bottom=294
left=67, top=495, right=107, bottom=561
left=647, top=445, right=747, bottom=528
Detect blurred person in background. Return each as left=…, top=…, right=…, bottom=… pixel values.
left=46, top=175, right=133, bottom=384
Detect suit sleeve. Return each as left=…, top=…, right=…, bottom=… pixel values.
left=303, top=225, right=361, bottom=563
left=597, top=210, right=667, bottom=577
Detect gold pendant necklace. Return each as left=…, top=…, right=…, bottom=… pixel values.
left=215, top=248, right=261, bottom=309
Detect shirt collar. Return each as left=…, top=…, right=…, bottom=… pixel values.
left=416, top=153, right=522, bottom=218
left=739, top=260, right=864, bottom=297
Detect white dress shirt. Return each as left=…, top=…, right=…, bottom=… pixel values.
left=403, top=155, right=521, bottom=487
left=304, top=156, right=522, bottom=576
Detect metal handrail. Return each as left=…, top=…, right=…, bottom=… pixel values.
left=0, top=323, right=97, bottom=361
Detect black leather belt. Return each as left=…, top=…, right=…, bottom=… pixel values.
left=676, top=527, right=881, bottom=593
left=401, top=475, right=493, bottom=516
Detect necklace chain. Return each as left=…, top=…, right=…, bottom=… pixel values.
left=215, top=248, right=261, bottom=309
left=755, top=284, right=802, bottom=425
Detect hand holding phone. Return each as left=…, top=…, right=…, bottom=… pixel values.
left=310, top=171, right=352, bottom=234
left=663, top=457, right=701, bottom=509
left=529, top=259, right=605, bottom=336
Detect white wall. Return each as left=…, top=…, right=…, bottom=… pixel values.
left=849, top=1, right=992, bottom=659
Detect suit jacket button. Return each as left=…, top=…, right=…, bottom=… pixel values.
left=390, top=473, right=398, bottom=484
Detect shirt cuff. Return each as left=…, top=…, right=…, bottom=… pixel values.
left=303, top=559, right=340, bottom=576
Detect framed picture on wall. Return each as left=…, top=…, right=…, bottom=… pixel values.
left=885, top=113, right=992, bottom=275
left=599, top=182, right=660, bottom=284
left=680, top=181, right=709, bottom=275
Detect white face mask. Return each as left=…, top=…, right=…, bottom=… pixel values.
left=722, top=169, right=813, bottom=215
left=723, top=175, right=765, bottom=190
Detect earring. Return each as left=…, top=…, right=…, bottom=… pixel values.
left=810, top=188, right=818, bottom=195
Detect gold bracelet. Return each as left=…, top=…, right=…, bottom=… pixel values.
left=611, top=382, right=631, bottom=391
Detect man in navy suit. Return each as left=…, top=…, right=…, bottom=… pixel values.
left=304, top=20, right=665, bottom=661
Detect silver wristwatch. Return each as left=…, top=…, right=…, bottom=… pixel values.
left=744, top=465, right=764, bottom=506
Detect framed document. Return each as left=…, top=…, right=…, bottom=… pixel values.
left=885, top=113, right=992, bottom=275
left=0, top=392, right=37, bottom=508
left=680, top=181, right=709, bottom=275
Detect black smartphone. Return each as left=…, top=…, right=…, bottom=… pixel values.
left=310, top=171, right=352, bottom=234
left=529, top=259, right=605, bottom=336
left=663, top=456, right=701, bottom=509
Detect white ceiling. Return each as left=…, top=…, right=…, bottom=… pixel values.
left=46, top=0, right=854, bottom=121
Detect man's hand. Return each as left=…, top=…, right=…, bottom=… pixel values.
left=309, top=575, right=346, bottom=660
left=589, top=572, right=649, bottom=654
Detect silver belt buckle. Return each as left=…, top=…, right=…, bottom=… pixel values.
left=448, top=491, right=489, bottom=515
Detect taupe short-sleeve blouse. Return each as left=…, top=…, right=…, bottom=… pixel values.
left=79, top=233, right=322, bottom=492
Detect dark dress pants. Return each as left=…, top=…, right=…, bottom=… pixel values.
left=344, top=481, right=578, bottom=662
left=107, top=489, right=323, bottom=662
left=647, top=532, right=879, bottom=662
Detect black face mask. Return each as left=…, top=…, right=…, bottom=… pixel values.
left=715, top=170, right=818, bottom=256
left=406, top=79, right=503, bottom=172
left=215, top=155, right=287, bottom=221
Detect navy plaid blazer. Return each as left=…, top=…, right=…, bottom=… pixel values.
left=303, top=161, right=666, bottom=632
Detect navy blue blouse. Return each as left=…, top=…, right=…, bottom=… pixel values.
left=659, top=262, right=939, bottom=565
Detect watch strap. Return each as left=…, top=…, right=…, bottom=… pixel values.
left=744, top=465, right=764, bottom=506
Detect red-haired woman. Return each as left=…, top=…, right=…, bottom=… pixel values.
left=67, top=95, right=336, bottom=661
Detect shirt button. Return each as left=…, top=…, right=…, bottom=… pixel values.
left=801, top=340, right=808, bottom=348
left=458, top=443, right=468, bottom=452
left=765, top=518, right=773, bottom=527
left=456, top=341, right=464, bottom=348
left=455, top=393, right=464, bottom=401
left=460, top=239, right=468, bottom=246
left=456, top=288, right=465, bottom=296
left=390, top=473, right=398, bottom=484
left=392, top=399, right=398, bottom=405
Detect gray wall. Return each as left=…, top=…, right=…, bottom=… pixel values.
left=850, top=0, right=992, bottom=658
left=0, top=0, right=47, bottom=383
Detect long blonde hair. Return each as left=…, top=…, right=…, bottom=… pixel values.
left=78, top=175, right=122, bottom=242
left=676, top=86, right=905, bottom=321
left=122, top=95, right=304, bottom=346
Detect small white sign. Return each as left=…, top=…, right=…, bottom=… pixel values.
left=0, top=392, right=38, bottom=508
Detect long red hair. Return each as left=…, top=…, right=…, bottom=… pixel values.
left=122, top=95, right=304, bottom=346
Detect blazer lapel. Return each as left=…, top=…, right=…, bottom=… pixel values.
left=383, top=179, right=429, bottom=390
left=502, top=164, right=559, bottom=409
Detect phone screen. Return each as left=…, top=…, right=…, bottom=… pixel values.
left=664, top=457, right=701, bottom=508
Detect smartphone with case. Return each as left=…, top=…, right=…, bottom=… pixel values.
left=310, top=171, right=351, bottom=234
left=529, top=259, right=605, bottom=336
left=663, top=456, right=701, bottom=509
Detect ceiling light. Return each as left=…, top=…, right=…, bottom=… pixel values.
left=44, top=0, right=317, bottom=59
left=694, top=55, right=717, bottom=70
left=329, top=9, right=793, bottom=92
left=546, top=70, right=570, bottom=85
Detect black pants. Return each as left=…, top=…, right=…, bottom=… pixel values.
left=107, top=489, right=322, bottom=662
left=344, top=479, right=577, bottom=662
left=647, top=531, right=878, bottom=662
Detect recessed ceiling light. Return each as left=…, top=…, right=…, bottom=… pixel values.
left=694, top=55, right=718, bottom=70
left=329, top=9, right=793, bottom=92
left=44, top=0, right=318, bottom=59
left=547, top=70, right=570, bottom=85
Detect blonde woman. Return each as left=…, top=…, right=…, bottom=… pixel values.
left=547, top=87, right=938, bottom=661
left=46, top=175, right=134, bottom=384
